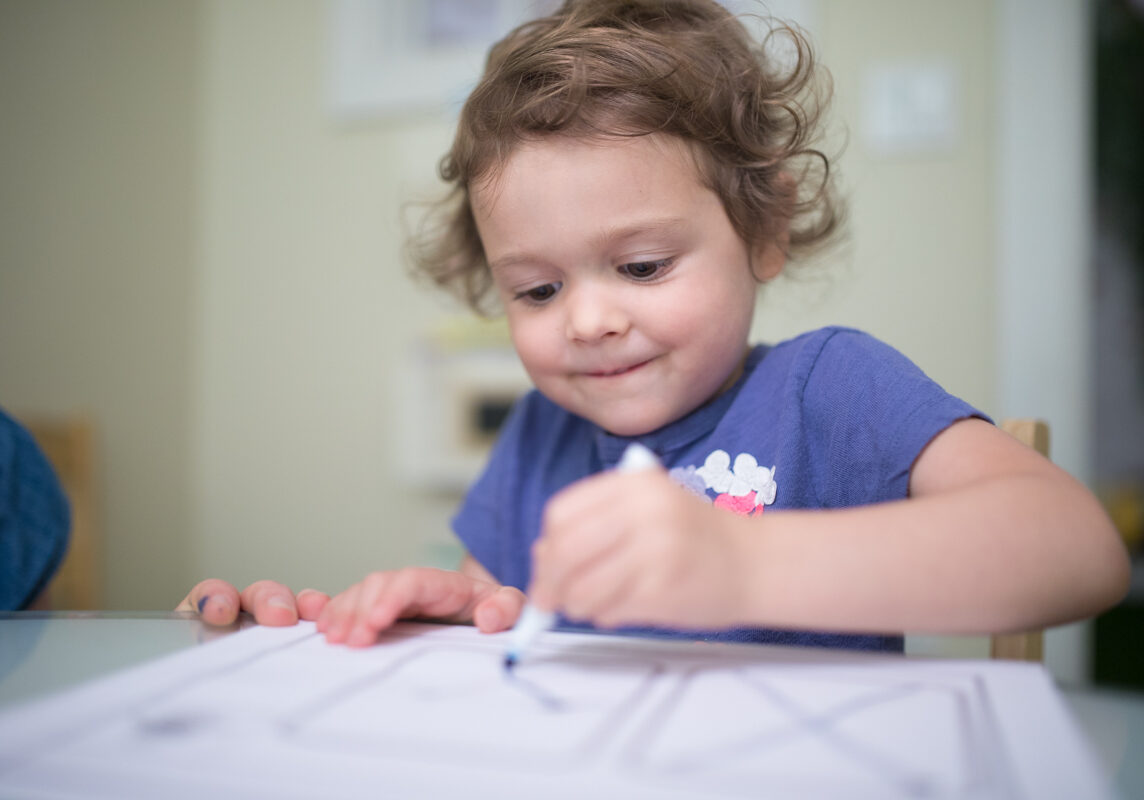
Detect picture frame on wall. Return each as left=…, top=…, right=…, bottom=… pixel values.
left=327, top=0, right=817, bottom=119
left=328, top=0, right=558, bottom=118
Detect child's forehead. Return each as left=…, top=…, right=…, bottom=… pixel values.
left=468, top=133, right=733, bottom=261
left=471, top=133, right=704, bottom=203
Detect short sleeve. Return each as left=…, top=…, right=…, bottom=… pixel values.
left=451, top=391, right=544, bottom=588
left=798, top=329, right=988, bottom=507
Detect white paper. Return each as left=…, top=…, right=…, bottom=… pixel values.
left=0, top=621, right=1112, bottom=799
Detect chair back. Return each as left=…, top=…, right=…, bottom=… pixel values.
left=22, top=415, right=101, bottom=610
left=989, top=418, right=1049, bottom=661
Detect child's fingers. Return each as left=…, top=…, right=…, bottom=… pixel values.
left=296, top=588, right=330, bottom=620
left=317, top=584, right=360, bottom=641
left=328, top=570, right=439, bottom=646
left=559, top=541, right=642, bottom=625
left=529, top=519, right=625, bottom=614
left=347, top=572, right=399, bottom=646
left=320, top=568, right=517, bottom=646
left=176, top=578, right=241, bottom=627
left=532, top=472, right=679, bottom=615
left=472, top=585, right=526, bottom=633
left=362, top=568, right=454, bottom=631
left=239, top=580, right=300, bottom=627
left=530, top=478, right=636, bottom=610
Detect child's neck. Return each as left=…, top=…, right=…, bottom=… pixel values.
left=711, top=345, right=752, bottom=400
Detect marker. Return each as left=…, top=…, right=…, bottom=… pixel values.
left=503, top=441, right=661, bottom=671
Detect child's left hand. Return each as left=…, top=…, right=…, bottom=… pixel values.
left=316, top=566, right=526, bottom=647
left=528, top=467, right=752, bottom=630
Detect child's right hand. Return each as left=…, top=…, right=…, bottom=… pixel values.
left=177, top=579, right=330, bottom=627
left=316, top=566, right=526, bottom=647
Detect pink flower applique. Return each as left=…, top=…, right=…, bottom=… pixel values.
left=714, top=490, right=764, bottom=516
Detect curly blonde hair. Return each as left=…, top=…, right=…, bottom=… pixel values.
left=409, top=0, right=841, bottom=314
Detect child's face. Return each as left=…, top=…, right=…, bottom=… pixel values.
left=472, top=134, right=771, bottom=436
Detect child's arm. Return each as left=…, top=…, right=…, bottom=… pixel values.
left=528, top=418, right=1131, bottom=635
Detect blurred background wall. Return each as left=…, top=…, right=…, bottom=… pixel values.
left=1, top=0, right=1132, bottom=685
left=0, top=1, right=198, bottom=613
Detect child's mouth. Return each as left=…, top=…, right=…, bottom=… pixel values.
left=586, top=359, right=651, bottom=378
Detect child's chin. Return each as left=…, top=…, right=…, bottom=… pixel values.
left=589, top=410, right=668, bottom=438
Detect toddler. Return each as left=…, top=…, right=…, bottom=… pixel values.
left=181, top=0, right=1128, bottom=651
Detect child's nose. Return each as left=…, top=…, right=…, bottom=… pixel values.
left=564, top=284, right=630, bottom=342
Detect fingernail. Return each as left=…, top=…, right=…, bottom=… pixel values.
left=196, top=595, right=209, bottom=614
left=267, top=596, right=293, bottom=610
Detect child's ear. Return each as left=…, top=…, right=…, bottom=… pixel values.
left=751, top=171, right=795, bottom=283
left=751, top=237, right=787, bottom=282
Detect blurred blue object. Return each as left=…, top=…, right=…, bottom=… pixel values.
left=0, top=406, right=70, bottom=610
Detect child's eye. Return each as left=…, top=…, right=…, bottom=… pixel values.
left=514, top=282, right=562, bottom=305
left=620, top=258, right=672, bottom=281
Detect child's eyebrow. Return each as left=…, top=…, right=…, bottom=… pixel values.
left=592, top=216, right=689, bottom=249
left=487, top=252, right=548, bottom=274
left=488, top=216, right=689, bottom=274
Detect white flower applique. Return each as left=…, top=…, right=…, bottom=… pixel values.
left=668, top=465, right=712, bottom=501
left=694, top=449, right=777, bottom=516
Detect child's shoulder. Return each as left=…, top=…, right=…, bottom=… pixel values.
left=772, top=325, right=889, bottom=353
left=761, top=325, right=910, bottom=372
left=751, top=325, right=948, bottom=405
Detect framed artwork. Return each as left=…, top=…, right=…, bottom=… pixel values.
left=328, top=0, right=559, bottom=117
left=328, top=0, right=817, bottom=118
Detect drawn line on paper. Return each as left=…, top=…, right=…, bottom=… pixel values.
left=621, top=665, right=1017, bottom=799
left=501, top=669, right=566, bottom=711
left=4, top=623, right=1022, bottom=799
left=124, top=632, right=1014, bottom=798
left=277, top=643, right=665, bottom=767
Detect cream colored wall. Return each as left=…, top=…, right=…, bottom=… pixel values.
left=0, top=0, right=198, bottom=609
left=192, top=0, right=461, bottom=594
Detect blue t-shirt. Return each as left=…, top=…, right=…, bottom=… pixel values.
left=453, top=327, right=987, bottom=652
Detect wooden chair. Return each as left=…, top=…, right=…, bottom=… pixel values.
left=20, top=414, right=101, bottom=610
left=989, top=418, right=1050, bottom=661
